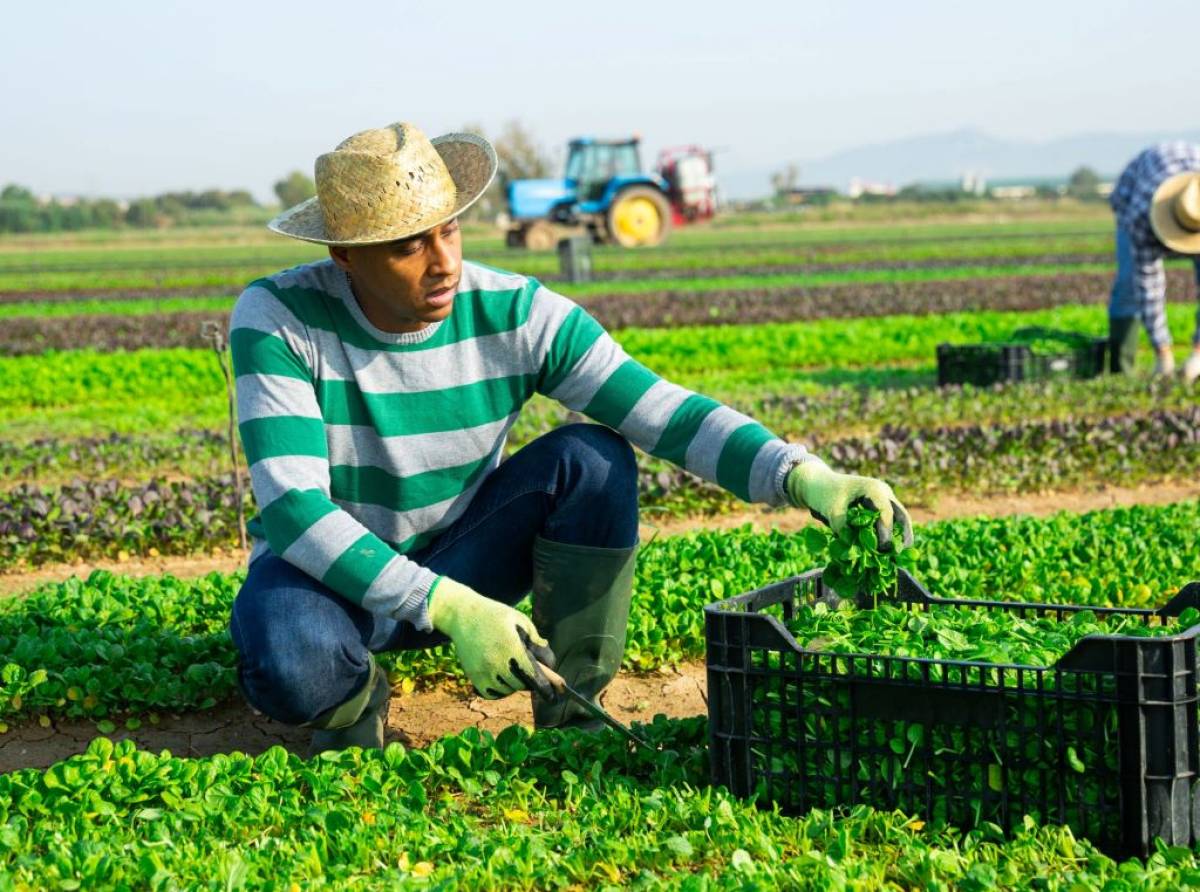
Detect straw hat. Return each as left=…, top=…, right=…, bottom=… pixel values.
left=268, top=122, right=497, bottom=246
left=1150, top=171, right=1200, bottom=255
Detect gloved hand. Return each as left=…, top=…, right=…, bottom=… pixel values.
left=1154, top=346, right=1176, bottom=377
left=427, top=577, right=556, bottom=700
left=786, top=461, right=913, bottom=550
left=1182, top=350, right=1200, bottom=387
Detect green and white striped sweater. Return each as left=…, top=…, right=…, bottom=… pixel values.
left=230, top=259, right=813, bottom=630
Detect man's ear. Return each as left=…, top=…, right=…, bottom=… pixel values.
left=328, top=245, right=352, bottom=271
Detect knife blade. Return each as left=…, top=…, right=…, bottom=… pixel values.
left=535, top=660, right=653, bottom=751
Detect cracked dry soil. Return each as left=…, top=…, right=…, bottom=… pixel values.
left=0, top=663, right=708, bottom=774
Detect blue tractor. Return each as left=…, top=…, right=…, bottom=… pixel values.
left=505, top=137, right=716, bottom=250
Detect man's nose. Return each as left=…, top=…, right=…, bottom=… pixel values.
left=427, top=233, right=458, bottom=277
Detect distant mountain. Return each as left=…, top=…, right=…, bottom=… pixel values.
left=721, top=127, right=1200, bottom=198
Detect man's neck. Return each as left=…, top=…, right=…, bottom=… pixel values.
left=348, top=279, right=429, bottom=334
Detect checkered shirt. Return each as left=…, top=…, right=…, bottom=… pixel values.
left=1109, top=142, right=1200, bottom=347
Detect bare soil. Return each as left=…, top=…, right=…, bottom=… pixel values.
left=0, top=663, right=707, bottom=774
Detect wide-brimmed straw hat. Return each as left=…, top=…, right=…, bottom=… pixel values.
left=268, top=122, right=497, bottom=246
left=1150, top=171, right=1200, bottom=255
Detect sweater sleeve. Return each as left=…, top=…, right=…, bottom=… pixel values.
left=529, top=285, right=819, bottom=504
left=230, top=284, right=438, bottom=629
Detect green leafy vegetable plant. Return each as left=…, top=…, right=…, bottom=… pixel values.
left=4, top=718, right=1200, bottom=888
left=802, top=504, right=921, bottom=607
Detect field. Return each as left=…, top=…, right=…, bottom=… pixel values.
left=3, top=207, right=1200, bottom=888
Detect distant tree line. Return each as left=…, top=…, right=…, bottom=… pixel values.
left=0, top=182, right=268, bottom=233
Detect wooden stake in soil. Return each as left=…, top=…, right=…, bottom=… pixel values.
left=201, top=321, right=247, bottom=550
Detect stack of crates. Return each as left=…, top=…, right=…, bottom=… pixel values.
left=936, top=327, right=1108, bottom=387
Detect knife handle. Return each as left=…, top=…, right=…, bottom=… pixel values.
left=536, top=660, right=568, bottom=696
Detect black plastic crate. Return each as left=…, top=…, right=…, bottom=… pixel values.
left=937, top=327, right=1108, bottom=387
left=705, top=569, right=1200, bottom=857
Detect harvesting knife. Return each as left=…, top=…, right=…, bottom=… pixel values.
left=535, top=661, right=654, bottom=752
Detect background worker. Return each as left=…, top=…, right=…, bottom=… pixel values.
left=227, top=121, right=912, bottom=757
left=1107, top=142, right=1200, bottom=382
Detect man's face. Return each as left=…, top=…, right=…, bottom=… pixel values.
left=329, top=218, right=462, bottom=333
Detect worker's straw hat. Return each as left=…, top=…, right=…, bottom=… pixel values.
left=1150, top=171, right=1200, bottom=255
left=268, top=122, right=497, bottom=246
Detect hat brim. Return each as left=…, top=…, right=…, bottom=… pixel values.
left=267, top=132, right=498, bottom=246
left=1149, top=172, right=1200, bottom=255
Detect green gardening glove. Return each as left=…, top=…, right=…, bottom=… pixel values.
left=427, top=577, right=557, bottom=700
left=786, top=461, right=913, bottom=550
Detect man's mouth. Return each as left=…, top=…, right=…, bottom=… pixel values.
left=424, top=283, right=457, bottom=307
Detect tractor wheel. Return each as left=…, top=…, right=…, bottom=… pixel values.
left=606, top=186, right=671, bottom=248
left=524, top=221, right=558, bottom=251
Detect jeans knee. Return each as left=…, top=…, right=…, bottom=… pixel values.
left=240, top=627, right=366, bottom=725
left=543, top=423, right=639, bottom=547
left=230, top=572, right=370, bottom=726
left=557, top=423, right=637, bottom=491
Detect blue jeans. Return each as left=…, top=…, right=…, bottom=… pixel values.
left=228, top=423, right=640, bottom=726
left=1108, top=224, right=1139, bottom=320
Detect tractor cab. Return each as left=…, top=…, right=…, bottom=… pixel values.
left=565, top=138, right=644, bottom=202
left=506, top=135, right=716, bottom=250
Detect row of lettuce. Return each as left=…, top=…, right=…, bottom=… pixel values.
left=8, top=303, right=1196, bottom=424
left=4, top=401, right=1197, bottom=569
left=4, top=372, right=1189, bottom=481
left=5, top=719, right=1194, bottom=890
left=0, top=226, right=1114, bottom=277
left=9, top=268, right=1200, bottom=358
left=2, top=499, right=1197, bottom=727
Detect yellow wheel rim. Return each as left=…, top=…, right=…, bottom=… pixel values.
left=612, top=196, right=662, bottom=245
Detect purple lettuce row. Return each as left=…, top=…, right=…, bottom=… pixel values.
left=0, top=476, right=250, bottom=569
left=554, top=253, right=1107, bottom=284
left=1, top=429, right=225, bottom=481
left=0, top=286, right=229, bottom=306
left=4, top=408, right=1199, bottom=569
left=575, top=269, right=1197, bottom=331
left=0, top=311, right=227, bottom=355
left=639, top=406, right=1200, bottom=508
left=5, top=270, right=1197, bottom=356
left=0, top=232, right=1107, bottom=293
left=821, top=406, right=1200, bottom=490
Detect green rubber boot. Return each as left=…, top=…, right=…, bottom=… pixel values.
left=306, top=654, right=391, bottom=758
left=1109, top=316, right=1139, bottom=374
left=530, top=535, right=638, bottom=731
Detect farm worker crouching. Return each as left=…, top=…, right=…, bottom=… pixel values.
left=226, top=121, right=913, bottom=757
left=1107, top=142, right=1200, bottom=383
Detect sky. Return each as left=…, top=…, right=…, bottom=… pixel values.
left=3, top=0, right=1198, bottom=202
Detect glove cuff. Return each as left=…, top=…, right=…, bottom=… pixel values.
left=426, top=575, right=477, bottom=636
left=781, top=455, right=829, bottom=507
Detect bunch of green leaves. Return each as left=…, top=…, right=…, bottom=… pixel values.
left=801, top=504, right=921, bottom=607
